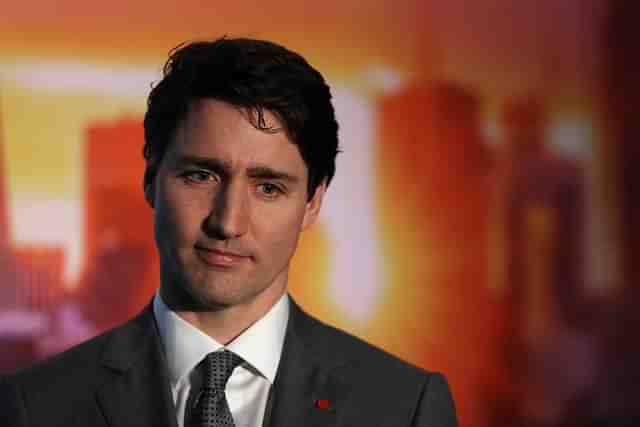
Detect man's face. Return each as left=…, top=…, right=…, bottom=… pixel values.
left=148, top=99, right=324, bottom=312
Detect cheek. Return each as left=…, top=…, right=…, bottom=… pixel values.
left=254, top=207, right=306, bottom=257
left=155, top=184, right=208, bottom=247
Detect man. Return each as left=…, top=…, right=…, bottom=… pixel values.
left=0, top=37, right=457, bottom=427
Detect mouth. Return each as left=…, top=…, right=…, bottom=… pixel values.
left=194, top=245, right=250, bottom=268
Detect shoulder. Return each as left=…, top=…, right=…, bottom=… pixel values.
left=0, top=327, right=117, bottom=426
left=290, top=301, right=447, bottom=391
left=290, top=302, right=428, bottom=366
left=2, top=329, right=111, bottom=399
left=2, top=308, right=148, bottom=394
left=315, top=314, right=427, bottom=376
left=0, top=311, right=154, bottom=426
left=289, top=303, right=458, bottom=425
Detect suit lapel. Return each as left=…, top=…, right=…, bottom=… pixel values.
left=95, top=305, right=177, bottom=427
left=267, top=298, right=351, bottom=427
left=91, top=297, right=351, bottom=426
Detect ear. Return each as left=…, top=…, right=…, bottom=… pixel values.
left=301, top=181, right=326, bottom=231
left=144, top=182, right=155, bottom=209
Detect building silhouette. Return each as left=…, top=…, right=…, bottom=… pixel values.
left=492, top=96, right=587, bottom=426
left=589, top=2, right=640, bottom=423
left=377, top=82, right=497, bottom=427
left=0, top=90, right=22, bottom=315
left=0, top=93, right=67, bottom=371
left=80, top=118, right=157, bottom=331
left=0, top=92, right=17, bottom=312
left=0, top=91, right=9, bottom=246
left=12, top=246, right=65, bottom=312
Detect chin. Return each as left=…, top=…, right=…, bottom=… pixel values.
left=185, top=285, right=237, bottom=310
left=187, top=277, right=253, bottom=308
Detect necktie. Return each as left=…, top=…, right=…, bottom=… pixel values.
left=192, top=350, right=243, bottom=427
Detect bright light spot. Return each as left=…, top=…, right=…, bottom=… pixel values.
left=549, top=118, right=593, bottom=160
left=0, top=61, right=160, bottom=97
left=365, top=65, right=407, bottom=94
left=11, top=198, right=82, bottom=287
left=0, top=309, right=49, bottom=336
left=323, top=84, right=383, bottom=325
left=483, top=117, right=503, bottom=146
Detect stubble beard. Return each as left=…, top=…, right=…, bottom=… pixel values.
left=161, top=249, right=285, bottom=314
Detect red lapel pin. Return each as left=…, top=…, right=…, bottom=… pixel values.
left=315, top=399, right=331, bottom=410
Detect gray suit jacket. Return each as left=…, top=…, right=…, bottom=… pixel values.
left=0, top=297, right=457, bottom=426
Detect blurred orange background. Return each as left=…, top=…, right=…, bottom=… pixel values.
left=2, top=1, right=638, bottom=426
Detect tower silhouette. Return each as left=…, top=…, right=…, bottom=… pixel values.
left=0, top=88, right=11, bottom=248
left=377, top=82, right=495, bottom=427
left=79, top=117, right=157, bottom=331
left=0, top=88, right=18, bottom=312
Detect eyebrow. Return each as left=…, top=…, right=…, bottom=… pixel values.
left=246, top=166, right=300, bottom=183
left=174, top=156, right=229, bottom=175
left=174, top=155, right=300, bottom=183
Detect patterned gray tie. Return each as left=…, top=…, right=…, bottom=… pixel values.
left=193, top=350, right=243, bottom=427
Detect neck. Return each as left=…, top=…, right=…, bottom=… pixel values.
left=178, top=296, right=283, bottom=344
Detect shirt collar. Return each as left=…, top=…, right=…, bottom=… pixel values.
left=153, top=292, right=289, bottom=388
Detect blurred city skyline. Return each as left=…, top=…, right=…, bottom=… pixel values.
left=0, top=1, right=607, bottom=289
left=2, top=1, right=631, bottom=425
left=0, top=75, right=597, bottom=286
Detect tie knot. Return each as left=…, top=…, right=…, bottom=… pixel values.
left=203, top=350, right=243, bottom=391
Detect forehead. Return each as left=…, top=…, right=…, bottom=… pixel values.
left=166, top=99, right=307, bottom=177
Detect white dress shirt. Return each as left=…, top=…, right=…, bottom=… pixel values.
left=153, top=293, right=289, bottom=427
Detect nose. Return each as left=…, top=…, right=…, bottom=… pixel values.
left=204, top=180, right=249, bottom=240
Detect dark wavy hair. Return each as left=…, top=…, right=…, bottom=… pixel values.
left=143, top=37, right=340, bottom=199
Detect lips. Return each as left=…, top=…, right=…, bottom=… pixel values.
left=194, top=245, right=249, bottom=268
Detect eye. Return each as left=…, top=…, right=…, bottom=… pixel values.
left=181, top=170, right=215, bottom=184
left=257, top=183, right=284, bottom=199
